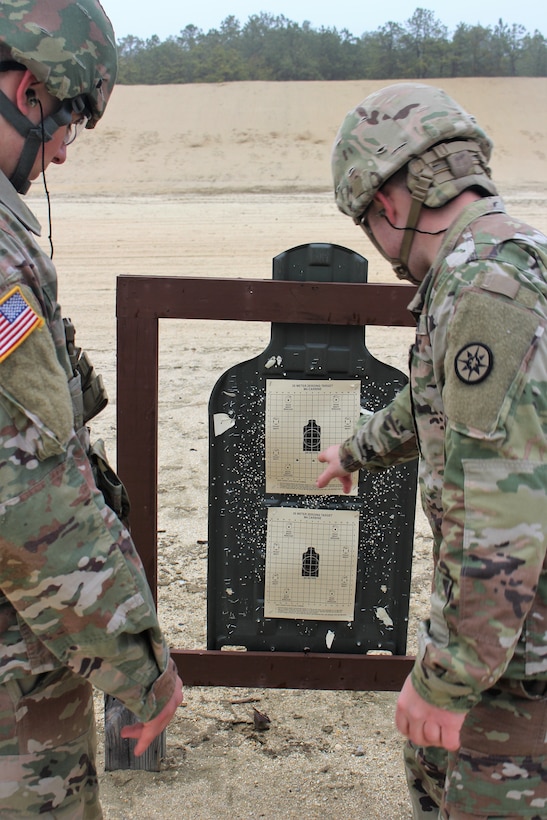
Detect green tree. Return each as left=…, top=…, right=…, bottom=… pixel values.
left=117, top=34, right=145, bottom=83
left=360, top=22, right=407, bottom=79
left=399, top=8, right=449, bottom=77
left=517, top=31, right=547, bottom=75
left=315, top=27, right=361, bottom=80
left=449, top=24, right=493, bottom=76
left=491, top=20, right=525, bottom=75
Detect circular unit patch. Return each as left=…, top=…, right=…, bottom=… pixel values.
left=454, top=342, right=493, bottom=385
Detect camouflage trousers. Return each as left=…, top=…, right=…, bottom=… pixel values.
left=0, top=667, right=102, bottom=818
left=404, top=680, right=547, bottom=819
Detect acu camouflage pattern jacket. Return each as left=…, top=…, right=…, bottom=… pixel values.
left=340, top=196, right=547, bottom=713
left=0, top=171, right=176, bottom=720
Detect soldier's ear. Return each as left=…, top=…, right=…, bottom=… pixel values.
left=374, top=191, right=394, bottom=222
left=15, top=69, right=41, bottom=114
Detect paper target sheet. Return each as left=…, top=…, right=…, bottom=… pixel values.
left=264, top=507, right=359, bottom=621
left=265, top=379, right=360, bottom=494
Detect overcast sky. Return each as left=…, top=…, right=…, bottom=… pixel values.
left=103, top=0, right=546, bottom=41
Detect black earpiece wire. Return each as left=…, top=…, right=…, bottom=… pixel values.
left=35, top=97, right=54, bottom=259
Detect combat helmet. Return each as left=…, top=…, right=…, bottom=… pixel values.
left=0, top=0, right=118, bottom=193
left=332, top=83, right=497, bottom=281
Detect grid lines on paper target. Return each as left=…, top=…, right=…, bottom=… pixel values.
left=264, top=507, right=359, bottom=621
left=265, top=378, right=360, bottom=495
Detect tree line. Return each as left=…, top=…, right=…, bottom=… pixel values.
left=117, top=8, right=547, bottom=84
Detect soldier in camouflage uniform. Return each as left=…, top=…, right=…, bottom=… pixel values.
left=316, top=83, right=547, bottom=818
left=0, top=1, right=182, bottom=817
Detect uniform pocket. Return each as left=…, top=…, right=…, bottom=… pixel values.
left=0, top=592, right=59, bottom=683
left=445, top=687, right=547, bottom=816
left=458, top=458, right=547, bottom=652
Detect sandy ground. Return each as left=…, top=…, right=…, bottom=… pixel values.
left=24, top=78, right=547, bottom=819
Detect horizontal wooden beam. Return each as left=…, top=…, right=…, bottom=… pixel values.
left=116, top=276, right=416, bottom=327
left=172, top=649, right=414, bottom=691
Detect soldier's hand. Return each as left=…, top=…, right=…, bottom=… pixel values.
left=395, top=675, right=466, bottom=751
left=316, top=444, right=353, bottom=493
left=120, top=674, right=184, bottom=756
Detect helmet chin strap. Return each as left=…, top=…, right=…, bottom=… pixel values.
left=364, top=170, right=438, bottom=285
left=390, top=170, right=434, bottom=285
left=363, top=198, right=426, bottom=286
left=0, top=90, right=72, bottom=193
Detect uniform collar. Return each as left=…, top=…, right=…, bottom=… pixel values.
left=437, top=195, right=506, bottom=257
left=406, top=196, right=506, bottom=317
left=0, top=168, right=41, bottom=235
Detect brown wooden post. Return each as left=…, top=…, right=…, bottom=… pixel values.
left=104, top=286, right=163, bottom=771
left=115, top=283, right=160, bottom=593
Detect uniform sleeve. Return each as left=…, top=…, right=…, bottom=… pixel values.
left=0, top=285, right=177, bottom=721
left=339, top=383, right=419, bottom=472
left=411, top=279, right=547, bottom=712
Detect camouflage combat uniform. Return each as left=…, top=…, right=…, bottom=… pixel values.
left=0, top=170, right=177, bottom=816
left=340, top=195, right=547, bottom=818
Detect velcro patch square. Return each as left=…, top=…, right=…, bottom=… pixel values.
left=0, top=286, right=44, bottom=363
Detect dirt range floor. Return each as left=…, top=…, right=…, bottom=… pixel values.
left=27, top=186, right=547, bottom=819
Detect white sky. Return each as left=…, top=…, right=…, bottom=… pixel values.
left=103, top=0, right=546, bottom=41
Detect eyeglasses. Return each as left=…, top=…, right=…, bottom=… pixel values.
left=63, top=114, right=89, bottom=146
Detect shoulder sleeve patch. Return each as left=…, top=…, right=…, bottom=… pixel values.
left=0, top=286, right=44, bottom=362
left=454, top=342, right=493, bottom=384
left=0, top=286, right=73, bottom=458
left=444, top=290, right=542, bottom=436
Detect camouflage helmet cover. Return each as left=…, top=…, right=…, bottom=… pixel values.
left=332, top=82, right=496, bottom=220
left=0, top=0, right=118, bottom=127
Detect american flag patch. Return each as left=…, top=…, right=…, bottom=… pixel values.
left=0, top=286, right=44, bottom=363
